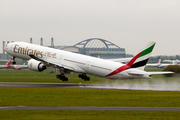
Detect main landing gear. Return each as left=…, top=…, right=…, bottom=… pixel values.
left=55, top=68, right=90, bottom=82
left=78, top=73, right=90, bottom=81
left=56, top=73, right=68, bottom=81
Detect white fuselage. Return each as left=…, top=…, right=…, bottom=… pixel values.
left=0, top=65, right=9, bottom=69
left=8, top=65, right=28, bottom=69
left=4, top=42, right=151, bottom=79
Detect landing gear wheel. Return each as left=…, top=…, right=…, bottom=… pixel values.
left=12, top=60, right=16, bottom=64
left=56, top=74, right=68, bottom=82
left=12, top=57, right=16, bottom=64
left=86, top=77, right=90, bottom=81
left=78, top=74, right=90, bottom=81
left=84, top=77, right=90, bottom=81
left=62, top=77, right=68, bottom=81
left=78, top=74, right=82, bottom=78
left=56, top=74, right=60, bottom=79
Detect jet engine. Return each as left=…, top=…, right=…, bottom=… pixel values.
left=27, top=59, right=46, bottom=72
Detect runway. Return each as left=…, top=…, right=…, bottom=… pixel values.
left=0, top=82, right=91, bottom=88
left=0, top=82, right=180, bottom=91
left=1, top=106, right=180, bottom=111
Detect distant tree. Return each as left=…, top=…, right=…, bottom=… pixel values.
left=163, top=65, right=180, bottom=77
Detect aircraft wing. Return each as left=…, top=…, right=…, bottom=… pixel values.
left=148, top=71, right=174, bottom=74
left=29, top=54, right=85, bottom=73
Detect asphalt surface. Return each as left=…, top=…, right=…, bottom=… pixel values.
left=0, top=82, right=180, bottom=91
left=0, top=106, right=180, bottom=111
left=0, top=82, right=85, bottom=88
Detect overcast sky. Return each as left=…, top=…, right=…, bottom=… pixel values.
left=0, top=0, right=180, bottom=55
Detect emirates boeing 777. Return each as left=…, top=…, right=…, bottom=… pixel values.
left=4, top=41, right=173, bottom=81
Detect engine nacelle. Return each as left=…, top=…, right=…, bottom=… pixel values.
left=28, top=59, right=46, bottom=72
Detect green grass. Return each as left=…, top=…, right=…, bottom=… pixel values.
left=0, top=69, right=180, bottom=119
left=0, top=69, right=105, bottom=83
left=0, top=110, right=180, bottom=120
left=0, top=87, right=180, bottom=107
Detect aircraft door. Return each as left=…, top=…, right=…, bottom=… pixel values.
left=60, top=55, right=64, bottom=64
left=86, top=61, right=91, bottom=69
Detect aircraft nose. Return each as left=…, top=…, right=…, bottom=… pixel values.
left=4, top=42, right=12, bottom=53
left=4, top=44, right=8, bottom=52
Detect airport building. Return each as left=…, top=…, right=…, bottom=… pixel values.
left=0, top=38, right=126, bottom=60
left=61, top=38, right=126, bottom=59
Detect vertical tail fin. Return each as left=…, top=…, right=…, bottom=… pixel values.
left=126, top=41, right=156, bottom=70
left=106, top=41, right=156, bottom=77
left=156, top=59, right=161, bottom=64
left=4, top=59, right=12, bottom=66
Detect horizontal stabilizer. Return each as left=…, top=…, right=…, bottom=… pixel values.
left=128, top=71, right=144, bottom=76
left=148, top=71, right=174, bottom=75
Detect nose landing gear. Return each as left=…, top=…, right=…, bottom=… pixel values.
left=12, top=57, right=16, bottom=64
